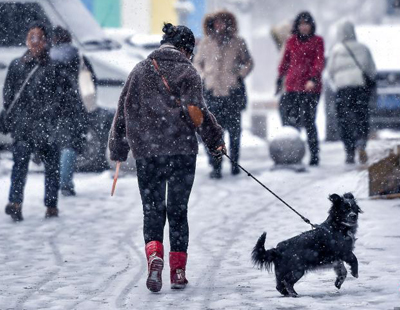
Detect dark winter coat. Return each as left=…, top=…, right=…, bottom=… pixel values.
left=2, top=51, right=60, bottom=145
left=278, top=34, right=325, bottom=94
left=109, top=44, right=224, bottom=161
left=50, top=44, right=88, bottom=153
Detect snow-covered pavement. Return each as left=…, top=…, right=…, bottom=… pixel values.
left=0, top=130, right=400, bottom=309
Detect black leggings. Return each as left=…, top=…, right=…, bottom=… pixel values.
left=204, top=90, right=242, bottom=170
left=336, top=87, right=370, bottom=155
left=279, top=92, right=320, bottom=157
left=136, top=155, right=196, bottom=252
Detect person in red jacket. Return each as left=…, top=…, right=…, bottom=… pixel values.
left=276, top=11, right=325, bottom=166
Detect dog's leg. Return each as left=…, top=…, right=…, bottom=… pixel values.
left=276, top=281, right=289, bottom=296
left=275, top=270, right=289, bottom=296
left=281, top=270, right=303, bottom=297
left=343, top=252, right=358, bottom=278
left=282, top=279, right=298, bottom=297
left=333, top=261, right=347, bottom=289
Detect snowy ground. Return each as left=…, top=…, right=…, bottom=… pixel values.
left=0, top=111, right=400, bottom=310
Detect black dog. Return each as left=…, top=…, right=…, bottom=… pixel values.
left=252, top=193, right=362, bottom=297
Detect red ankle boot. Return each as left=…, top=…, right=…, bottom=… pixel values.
left=145, top=241, right=164, bottom=292
left=170, top=252, right=188, bottom=289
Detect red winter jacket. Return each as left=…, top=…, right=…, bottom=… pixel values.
left=278, top=35, right=325, bottom=94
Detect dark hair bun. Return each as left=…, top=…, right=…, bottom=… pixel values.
left=160, top=23, right=195, bottom=55
left=162, top=23, right=176, bottom=36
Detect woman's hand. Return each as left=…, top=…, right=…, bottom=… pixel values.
left=216, top=145, right=226, bottom=154
left=305, top=80, right=316, bottom=91
left=211, top=144, right=226, bottom=162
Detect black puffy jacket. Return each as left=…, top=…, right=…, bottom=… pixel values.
left=3, top=51, right=60, bottom=145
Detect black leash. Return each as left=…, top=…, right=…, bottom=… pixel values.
left=223, top=152, right=318, bottom=229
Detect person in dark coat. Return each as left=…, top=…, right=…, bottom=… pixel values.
left=276, top=11, right=325, bottom=166
left=109, top=23, right=224, bottom=292
left=194, top=11, right=254, bottom=179
left=51, top=26, right=88, bottom=196
left=2, top=23, right=62, bottom=221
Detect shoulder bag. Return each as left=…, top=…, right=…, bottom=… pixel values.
left=342, top=42, right=376, bottom=94
left=0, top=65, right=39, bottom=134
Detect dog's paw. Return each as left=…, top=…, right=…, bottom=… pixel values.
left=335, top=277, right=345, bottom=289
left=284, top=292, right=298, bottom=298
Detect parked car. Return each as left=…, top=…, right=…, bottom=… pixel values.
left=0, top=0, right=141, bottom=171
left=325, top=25, right=400, bottom=141
left=104, top=28, right=161, bottom=61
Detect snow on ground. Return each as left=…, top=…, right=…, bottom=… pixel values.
left=0, top=112, right=400, bottom=309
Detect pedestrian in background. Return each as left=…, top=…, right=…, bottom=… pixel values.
left=276, top=11, right=324, bottom=166
left=194, top=11, right=253, bottom=179
left=109, top=23, right=224, bottom=292
left=51, top=26, right=88, bottom=196
left=326, top=20, right=376, bottom=164
left=2, top=23, right=62, bottom=221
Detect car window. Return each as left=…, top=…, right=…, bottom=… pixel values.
left=127, top=34, right=161, bottom=50
left=0, top=3, right=51, bottom=47
left=49, top=0, right=119, bottom=50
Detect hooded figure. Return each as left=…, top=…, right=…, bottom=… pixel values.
left=276, top=11, right=325, bottom=166
left=327, top=21, right=376, bottom=164
left=327, top=21, right=376, bottom=91
left=194, top=11, right=253, bottom=179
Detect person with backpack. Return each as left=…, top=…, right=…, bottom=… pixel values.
left=108, top=23, right=224, bottom=292
left=1, top=23, right=62, bottom=220
left=326, top=20, right=376, bottom=164
left=276, top=11, right=325, bottom=166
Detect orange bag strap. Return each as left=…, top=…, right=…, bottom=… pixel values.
left=151, top=58, right=180, bottom=106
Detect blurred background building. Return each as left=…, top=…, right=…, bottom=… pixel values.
left=80, top=0, right=205, bottom=36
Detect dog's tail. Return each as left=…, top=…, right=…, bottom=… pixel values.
left=252, top=232, right=276, bottom=272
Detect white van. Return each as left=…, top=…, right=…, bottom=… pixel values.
left=0, top=0, right=141, bottom=171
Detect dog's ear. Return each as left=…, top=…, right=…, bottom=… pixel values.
left=357, top=205, right=364, bottom=214
left=329, top=194, right=342, bottom=205
left=343, top=192, right=354, bottom=200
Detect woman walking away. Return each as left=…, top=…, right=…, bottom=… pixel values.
left=276, top=11, right=324, bottom=166
left=194, top=11, right=253, bottom=179
left=51, top=26, right=88, bottom=196
left=109, top=23, right=224, bottom=292
left=327, top=20, right=376, bottom=164
left=2, top=23, right=62, bottom=221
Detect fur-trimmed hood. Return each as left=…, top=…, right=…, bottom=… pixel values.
left=202, top=10, right=238, bottom=39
